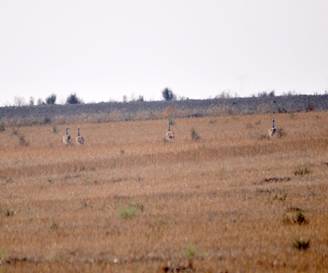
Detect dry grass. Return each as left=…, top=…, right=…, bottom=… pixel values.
left=0, top=112, right=328, bottom=272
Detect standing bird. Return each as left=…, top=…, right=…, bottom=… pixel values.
left=268, top=117, right=277, bottom=137
left=63, top=128, right=72, bottom=145
left=76, top=128, right=85, bottom=145
left=165, top=120, right=175, bottom=142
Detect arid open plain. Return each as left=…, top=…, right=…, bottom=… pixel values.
left=0, top=112, right=328, bottom=273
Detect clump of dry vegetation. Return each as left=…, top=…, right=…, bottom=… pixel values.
left=50, top=222, right=59, bottom=231
left=293, top=238, right=310, bottom=251
left=52, top=126, right=58, bottom=134
left=10, top=127, right=29, bottom=146
left=0, top=112, right=327, bottom=272
left=272, top=192, right=288, bottom=201
left=0, top=207, right=15, bottom=217
left=259, top=176, right=291, bottom=185
left=283, top=207, right=308, bottom=225
left=294, top=166, right=311, bottom=176
left=190, top=128, right=200, bottom=141
left=275, top=127, right=286, bottom=138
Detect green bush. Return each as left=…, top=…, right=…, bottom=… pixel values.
left=118, top=203, right=143, bottom=220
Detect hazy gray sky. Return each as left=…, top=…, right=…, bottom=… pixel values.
left=0, top=0, right=327, bottom=105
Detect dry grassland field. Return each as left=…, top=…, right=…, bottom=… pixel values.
left=0, top=112, right=328, bottom=273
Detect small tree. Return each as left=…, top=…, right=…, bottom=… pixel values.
left=137, top=95, right=144, bottom=102
left=66, top=93, right=82, bottom=104
left=257, top=90, right=275, bottom=97
left=13, top=97, right=26, bottom=107
left=162, top=88, right=176, bottom=101
left=29, top=97, right=35, bottom=106
left=37, top=98, right=45, bottom=105
left=45, top=94, right=57, bottom=105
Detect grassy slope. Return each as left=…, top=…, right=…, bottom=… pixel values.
left=0, top=112, right=328, bottom=272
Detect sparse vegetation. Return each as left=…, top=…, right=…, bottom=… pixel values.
left=283, top=208, right=308, bottom=225
left=0, top=208, right=15, bottom=217
left=272, top=192, right=288, bottom=201
left=50, top=222, right=59, bottom=231
left=0, top=94, right=328, bottom=126
left=0, top=112, right=326, bottom=272
left=11, top=128, right=18, bottom=136
left=0, top=122, right=5, bottom=132
left=0, top=248, right=7, bottom=265
left=168, top=117, right=175, bottom=126
left=18, top=134, right=29, bottom=146
left=293, top=238, right=310, bottom=251
left=294, top=166, right=311, bottom=176
left=118, top=203, right=143, bottom=220
left=257, top=90, right=275, bottom=97
left=191, top=128, right=200, bottom=141
left=184, top=243, right=198, bottom=260
left=275, top=128, right=286, bottom=138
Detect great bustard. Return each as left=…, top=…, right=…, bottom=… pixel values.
left=76, top=128, right=85, bottom=145
left=268, top=117, right=277, bottom=137
left=165, top=120, right=175, bottom=142
left=63, top=128, right=72, bottom=145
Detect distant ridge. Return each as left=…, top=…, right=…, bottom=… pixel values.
left=0, top=94, right=327, bottom=125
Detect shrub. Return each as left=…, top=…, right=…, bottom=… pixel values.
left=50, top=222, right=59, bottom=231
left=293, top=238, right=310, bottom=251
left=191, top=128, right=200, bottom=141
left=184, top=244, right=198, bottom=260
left=52, top=126, right=58, bottom=134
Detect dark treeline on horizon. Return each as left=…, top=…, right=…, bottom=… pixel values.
left=2, top=88, right=328, bottom=108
